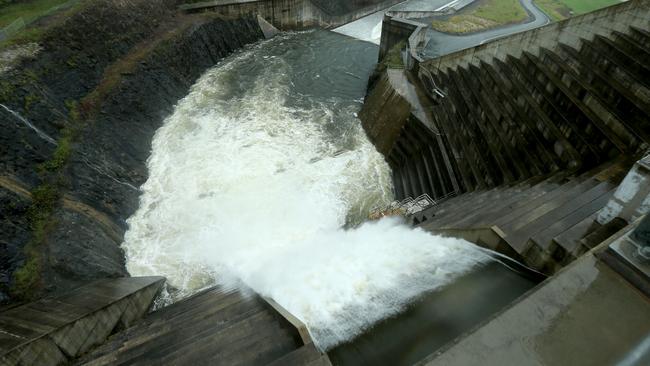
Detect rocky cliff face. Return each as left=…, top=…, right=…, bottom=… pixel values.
left=0, top=0, right=264, bottom=302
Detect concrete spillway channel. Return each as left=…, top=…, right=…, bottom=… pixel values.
left=2, top=0, right=649, bottom=365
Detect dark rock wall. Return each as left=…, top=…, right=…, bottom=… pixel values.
left=0, top=0, right=264, bottom=301
left=45, top=16, right=264, bottom=293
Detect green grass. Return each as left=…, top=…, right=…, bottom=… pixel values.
left=561, top=0, right=621, bottom=14
left=534, top=0, right=621, bottom=21
left=12, top=183, right=60, bottom=299
left=383, top=41, right=405, bottom=69
left=0, top=0, right=88, bottom=49
left=0, top=0, right=72, bottom=28
left=11, top=98, right=79, bottom=300
left=473, top=0, right=528, bottom=23
left=431, top=0, right=528, bottom=34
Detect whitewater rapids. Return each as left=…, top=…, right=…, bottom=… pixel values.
left=122, top=31, right=491, bottom=351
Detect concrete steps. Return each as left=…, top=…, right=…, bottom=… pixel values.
left=0, top=277, right=164, bottom=366
left=73, top=286, right=325, bottom=366
left=393, top=25, right=650, bottom=271
left=266, top=342, right=327, bottom=366
left=416, top=158, right=631, bottom=273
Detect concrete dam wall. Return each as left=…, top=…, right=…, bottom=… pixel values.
left=361, top=0, right=650, bottom=272
left=180, top=0, right=406, bottom=29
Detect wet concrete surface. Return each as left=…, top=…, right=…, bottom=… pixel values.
left=419, top=249, right=650, bottom=366
left=328, top=261, right=539, bottom=366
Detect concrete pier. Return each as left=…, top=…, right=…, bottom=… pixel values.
left=418, top=222, right=650, bottom=366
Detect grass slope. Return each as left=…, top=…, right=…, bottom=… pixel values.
left=534, top=0, right=621, bottom=21
left=431, top=0, right=528, bottom=34
left=0, top=0, right=72, bottom=28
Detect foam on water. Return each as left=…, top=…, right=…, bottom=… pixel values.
left=123, top=32, right=491, bottom=350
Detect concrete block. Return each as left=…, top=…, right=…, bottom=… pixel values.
left=598, top=156, right=650, bottom=225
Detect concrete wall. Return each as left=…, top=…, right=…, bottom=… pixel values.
left=379, top=11, right=430, bottom=67
left=379, top=15, right=420, bottom=61
left=181, top=0, right=406, bottom=29
left=359, top=71, right=412, bottom=156
left=598, top=155, right=650, bottom=225
left=0, top=277, right=164, bottom=365
left=421, top=0, right=650, bottom=74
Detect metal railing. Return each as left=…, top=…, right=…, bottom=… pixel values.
left=419, top=66, right=446, bottom=100
left=369, top=191, right=458, bottom=219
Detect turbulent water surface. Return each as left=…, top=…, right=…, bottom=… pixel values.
left=122, top=30, right=491, bottom=351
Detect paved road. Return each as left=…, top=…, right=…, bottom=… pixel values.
left=334, top=0, right=550, bottom=56
left=423, top=0, right=551, bottom=57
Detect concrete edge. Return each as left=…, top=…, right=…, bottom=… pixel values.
left=415, top=219, right=644, bottom=365
left=432, top=225, right=525, bottom=262
left=257, top=15, right=279, bottom=39
left=1, top=276, right=165, bottom=357
left=263, top=297, right=313, bottom=346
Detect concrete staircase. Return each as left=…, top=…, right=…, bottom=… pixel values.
left=0, top=277, right=164, bottom=365
left=412, top=157, right=631, bottom=273
left=381, top=24, right=650, bottom=273
left=391, top=25, right=649, bottom=203
left=75, top=287, right=330, bottom=366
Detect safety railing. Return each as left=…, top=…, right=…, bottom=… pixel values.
left=369, top=191, right=458, bottom=220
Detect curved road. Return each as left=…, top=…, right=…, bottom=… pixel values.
left=423, top=0, right=551, bottom=57
left=334, top=0, right=551, bottom=58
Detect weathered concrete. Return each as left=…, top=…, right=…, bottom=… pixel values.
left=359, top=71, right=412, bottom=157
left=257, top=15, right=280, bottom=38
left=598, top=155, right=650, bottom=225
left=76, top=286, right=331, bottom=365
left=373, top=15, right=650, bottom=214
left=180, top=0, right=407, bottom=30
left=378, top=14, right=429, bottom=67
left=417, top=222, right=650, bottom=366
left=413, top=159, right=634, bottom=273
left=0, top=277, right=164, bottom=365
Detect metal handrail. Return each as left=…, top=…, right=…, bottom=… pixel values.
left=370, top=191, right=458, bottom=219
left=419, top=67, right=446, bottom=99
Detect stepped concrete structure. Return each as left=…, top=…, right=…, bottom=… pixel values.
left=1, top=280, right=331, bottom=366
left=75, top=287, right=331, bottom=366
left=417, top=219, right=650, bottom=366
left=356, top=0, right=650, bottom=363
left=362, top=0, right=650, bottom=273
left=0, top=277, right=164, bottom=365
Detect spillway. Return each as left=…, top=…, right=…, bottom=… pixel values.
left=121, top=29, right=531, bottom=354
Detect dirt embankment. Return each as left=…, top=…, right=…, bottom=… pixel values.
left=0, top=0, right=264, bottom=302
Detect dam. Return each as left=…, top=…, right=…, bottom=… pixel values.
left=0, top=0, right=649, bottom=365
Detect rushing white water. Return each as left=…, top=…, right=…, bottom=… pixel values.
left=1, top=103, right=57, bottom=145
left=123, top=32, right=491, bottom=350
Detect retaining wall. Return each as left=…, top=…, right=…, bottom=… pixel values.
left=181, top=0, right=406, bottom=29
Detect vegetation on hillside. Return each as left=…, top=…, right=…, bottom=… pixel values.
left=431, top=0, right=528, bottom=34
left=0, top=0, right=73, bottom=27
left=383, top=41, right=405, bottom=69
left=0, top=0, right=87, bottom=48
left=533, top=0, right=622, bottom=21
